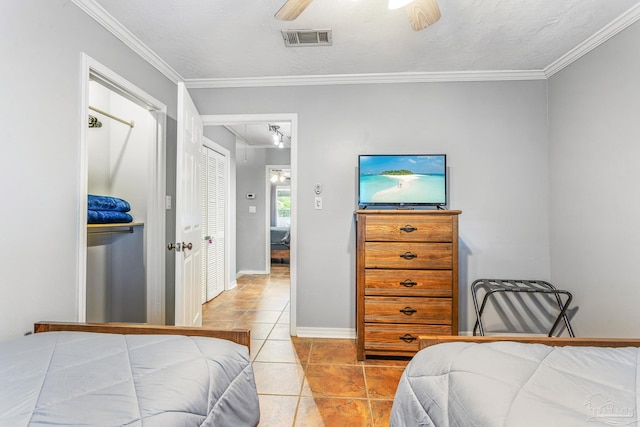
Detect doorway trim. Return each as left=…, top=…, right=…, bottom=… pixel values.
left=78, top=53, right=167, bottom=324
left=201, top=113, right=298, bottom=336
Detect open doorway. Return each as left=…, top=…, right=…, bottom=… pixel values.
left=201, top=114, right=298, bottom=336
left=78, top=54, right=167, bottom=325
left=266, top=166, right=291, bottom=271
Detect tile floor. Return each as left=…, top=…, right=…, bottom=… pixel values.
left=202, top=263, right=409, bottom=427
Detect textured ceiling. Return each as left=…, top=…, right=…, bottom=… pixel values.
left=92, top=0, right=640, bottom=80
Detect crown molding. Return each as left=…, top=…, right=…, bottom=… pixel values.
left=545, top=3, right=640, bottom=77
left=71, top=0, right=183, bottom=84
left=73, top=0, right=639, bottom=87
left=185, top=70, right=547, bottom=89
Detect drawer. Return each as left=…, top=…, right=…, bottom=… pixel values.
left=364, top=296, right=452, bottom=324
left=364, top=215, right=453, bottom=242
left=364, top=242, right=452, bottom=269
left=364, top=269, right=452, bottom=297
left=364, top=324, right=452, bottom=354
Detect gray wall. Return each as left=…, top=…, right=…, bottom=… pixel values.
left=236, top=146, right=269, bottom=272
left=548, top=21, right=640, bottom=337
left=191, top=81, right=550, bottom=333
left=0, top=1, right=178, bottom=341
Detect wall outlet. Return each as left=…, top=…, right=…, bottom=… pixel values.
left=314, top=197, right=322, bottom=210
left=249, top=205, right=257, bottom=214
left=165, top=195, right=172, bottom=210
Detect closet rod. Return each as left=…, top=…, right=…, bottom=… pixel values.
left=89, top=106, right=135, bottom=128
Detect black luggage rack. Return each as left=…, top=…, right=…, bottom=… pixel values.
left=471, top=279, right=575, bottom=337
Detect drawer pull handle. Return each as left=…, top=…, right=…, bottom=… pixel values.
left=400, top=307, right=417, bottom=315
left=400, top=279, right=417, bottom=287
left=399, top=334, right=417, bottom=343
left=400, top=252, right=418, bottom=260
left=400, top=225, right=418, bottom=233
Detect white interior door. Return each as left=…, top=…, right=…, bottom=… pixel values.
left=201, top=146, right=226, bottom=303
left=175, top=83, right=203, bottom=327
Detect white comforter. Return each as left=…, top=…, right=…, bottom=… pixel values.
left=391, top=341, right=639, bottom=427
left=0, top=331, right=259, bottom=426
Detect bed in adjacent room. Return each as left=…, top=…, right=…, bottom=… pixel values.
left=390, top=335, right=640, bottom=427
left=0, top=322, right=260, bottom=426
left=270, top=226, right=290, bottom=261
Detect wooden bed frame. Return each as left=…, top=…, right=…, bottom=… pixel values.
left=419, top=335, right=640, bottom=350
left=270, top=249, right=289, bottom=259
left=34, top=322, right=251, bottom=349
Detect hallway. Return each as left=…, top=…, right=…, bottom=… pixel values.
left=202, top=264, right=407, bottom=426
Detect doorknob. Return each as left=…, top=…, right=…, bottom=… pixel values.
left=168, top=242, right=192, bottom=251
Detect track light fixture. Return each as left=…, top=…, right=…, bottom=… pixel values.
left=269, top=124, right=286, bottom=148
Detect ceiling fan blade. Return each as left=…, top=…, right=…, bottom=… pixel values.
left=275, top=0, right=314, bottom=21
left=405, top=0, right=441, bottom=31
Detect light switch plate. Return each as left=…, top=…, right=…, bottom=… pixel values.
left=314, top=197, right=322, bottom=210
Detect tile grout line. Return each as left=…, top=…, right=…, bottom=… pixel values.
left=362, top=363, right=376, bottom=426
left=291, top=339, right=312, bottom=426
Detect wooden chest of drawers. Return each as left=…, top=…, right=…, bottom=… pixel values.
left=355, top=210, right=461, bottom=359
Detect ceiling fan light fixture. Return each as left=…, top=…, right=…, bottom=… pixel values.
left=388, top=0, right=413, bottom=10
left=405, top=0, right=441, bottom=31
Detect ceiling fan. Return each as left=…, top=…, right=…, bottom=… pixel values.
left=274, top=0, right=441, bottom=31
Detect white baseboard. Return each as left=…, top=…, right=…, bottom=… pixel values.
left=295, top=327, right=356, bottom=339
left=236, top=270, right=268, bottom=277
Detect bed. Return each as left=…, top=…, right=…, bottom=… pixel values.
left=390, top=335, right=640, bottom=427
left=0, top=322, right=259, bottom=426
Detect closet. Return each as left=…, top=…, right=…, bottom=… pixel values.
left=85, top=80, right=154, bottom=323
left=201, top=146, right=226, bottom=303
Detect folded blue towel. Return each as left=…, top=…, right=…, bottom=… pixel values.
left=88, top=210, right=133, bottom=224
left=88, top=194, right=131, bottom=212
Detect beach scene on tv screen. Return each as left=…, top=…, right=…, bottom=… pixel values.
left=359, top=155, right=446, bottom=204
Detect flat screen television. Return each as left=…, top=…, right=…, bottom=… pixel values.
left=358, top=154, right=447, bottom=208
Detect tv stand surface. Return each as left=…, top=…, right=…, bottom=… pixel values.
left=359, top=205, right=448, bottom=211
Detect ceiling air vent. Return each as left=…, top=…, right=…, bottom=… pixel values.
left=282, top=29, right=332, bottom=47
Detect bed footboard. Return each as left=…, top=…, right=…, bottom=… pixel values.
left=419, top=335, right=640, bottom=350
left=34, top=322, right=250, bottom=349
